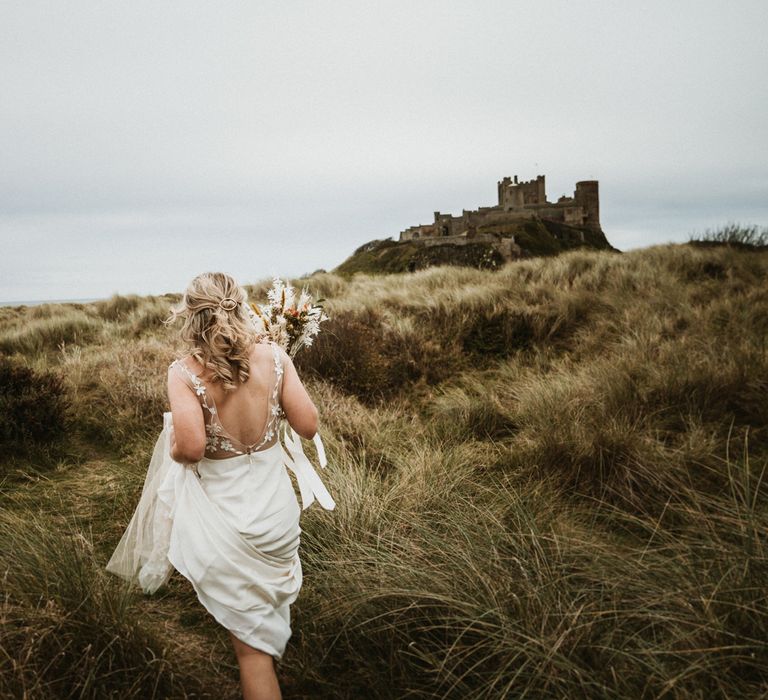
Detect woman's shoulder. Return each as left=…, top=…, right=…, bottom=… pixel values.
left=168, top=353, right=203, bottom=377
left=167, top=357, right=206, bottom=399
left=251, top=338, right=276, bottom=355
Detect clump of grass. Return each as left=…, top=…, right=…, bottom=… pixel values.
left=426, top=376, right=519, bottom=442
left=93, top=293, right=143, bottom=322
left=63, top=336, right=171, bottom=451
left=689, top=222, right=768, bottom=249
left=0, top=310, right=102, bottom=356
left=118, top=296, right=175, bottom=338
left=0, top=509, right=209, bottom=699
left=295, top=270, right=349, bottom=300
left=454, top=288, right=607, bottom=358
left=128, top=302, right=171, bottom=336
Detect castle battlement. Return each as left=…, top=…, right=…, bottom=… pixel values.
left=399, top=175, right=601, bottom=241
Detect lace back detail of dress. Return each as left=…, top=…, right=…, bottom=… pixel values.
left=169, top=342, right=285, bottom=459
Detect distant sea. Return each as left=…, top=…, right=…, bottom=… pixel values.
left=0, top=206, right=354, bottom=308
left=0, top=297, right=105, bottom=308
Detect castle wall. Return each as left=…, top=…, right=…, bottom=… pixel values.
left=499, top=175, right=546, bottom=209
left=526, top=200, right=590, bottom=228
left=399, top=175, right=601, bottom=241
left=418, top=231, right=503, bottom=248
left=477, top=208, right=537, bottom=226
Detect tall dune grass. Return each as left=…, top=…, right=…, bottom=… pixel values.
left=1, top=242, right=766, bottom=697
left=287, top=425, right=767, bottom=698
left=0, top=509, right=210, bottom=699
left=0, top=309, right=103, bottom=356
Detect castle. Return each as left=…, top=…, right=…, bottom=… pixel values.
left=399, top=175, right=601, bottom=241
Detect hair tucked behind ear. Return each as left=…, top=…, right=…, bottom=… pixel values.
left=163, top=272, right=260, bottom=391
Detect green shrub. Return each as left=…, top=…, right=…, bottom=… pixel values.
left=295, top=310, right=423, bottom=402
left=0, top=357, right=70, bottom=446
left=461, top=308, right=535, bottom=356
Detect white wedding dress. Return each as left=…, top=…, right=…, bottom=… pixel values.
left=106, top=340, right=335, bottom=660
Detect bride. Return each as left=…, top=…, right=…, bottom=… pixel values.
left=107, top=271, right=335, bottom=700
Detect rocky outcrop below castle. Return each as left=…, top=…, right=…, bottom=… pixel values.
left=335, top=218, right=618, bottom=275
left=335, top=174, right=618, bottom=275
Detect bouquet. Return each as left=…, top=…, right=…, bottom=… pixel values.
left=246, top=277, right=328, bottom=358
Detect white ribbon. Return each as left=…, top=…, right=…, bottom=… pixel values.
left=280, top=422, right=336, bottom=511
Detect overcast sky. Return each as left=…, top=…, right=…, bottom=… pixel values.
left=1, top=1, right=766, bottom=302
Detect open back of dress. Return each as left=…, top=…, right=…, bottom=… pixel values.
left=168, top=340, right=285, bottom=459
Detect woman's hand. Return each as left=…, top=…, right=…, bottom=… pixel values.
left=169, top=423, right=178, bottom=457
left=168, top=423, right=183, bottom=463
left=168, top=423, right=196, bottom=468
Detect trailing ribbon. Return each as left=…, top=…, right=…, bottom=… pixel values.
left=280, top=422, right=336, bottom=511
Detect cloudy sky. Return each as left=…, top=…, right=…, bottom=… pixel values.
left=1, top=1, right=766, bottom=302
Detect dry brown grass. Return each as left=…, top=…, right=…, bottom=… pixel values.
left=1, top=241, right=767, bottom=698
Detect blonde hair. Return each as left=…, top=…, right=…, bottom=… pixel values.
left=164, top=272, right=260, bottom=391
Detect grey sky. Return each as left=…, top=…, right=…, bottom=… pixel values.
left=1, top=1, right=767, bottom=302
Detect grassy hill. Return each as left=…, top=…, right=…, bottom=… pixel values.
left=335, top=219, right=618, bottom=276
left=1, top=241, right=766, bottom=698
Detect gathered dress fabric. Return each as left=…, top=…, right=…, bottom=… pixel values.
left=106, top=340, right=335, bottom=660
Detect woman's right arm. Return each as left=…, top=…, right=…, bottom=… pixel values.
left=279, top=348, right=318, bottom=439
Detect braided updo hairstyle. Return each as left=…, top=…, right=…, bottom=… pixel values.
left=164, top=272, right=260, bottom=391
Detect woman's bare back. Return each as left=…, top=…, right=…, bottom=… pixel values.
left=183, top=340, right=277, bottom=449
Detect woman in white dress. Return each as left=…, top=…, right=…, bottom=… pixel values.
left=108, top=271, right=335, bottom=700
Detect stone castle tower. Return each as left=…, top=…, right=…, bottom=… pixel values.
left=400, top=175, right=602, bottom=241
